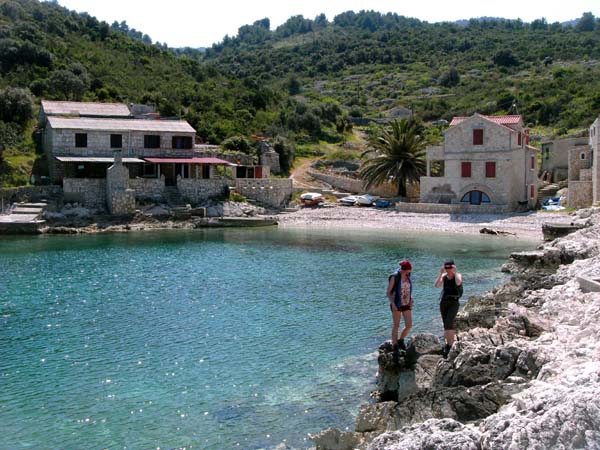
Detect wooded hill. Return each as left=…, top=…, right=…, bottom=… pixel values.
left=203, top=11, right=600, bottom=132
left=0, top=0, right=599, bottom=186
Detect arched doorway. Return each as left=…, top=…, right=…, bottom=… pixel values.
left=461, top=190, right=490, bottom=205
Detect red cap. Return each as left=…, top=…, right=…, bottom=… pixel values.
left=399, top=260, right=412, bottom=271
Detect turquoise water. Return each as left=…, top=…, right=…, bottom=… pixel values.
left=0, top=228, right=535, bottom=449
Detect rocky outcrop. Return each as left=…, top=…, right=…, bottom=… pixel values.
left=311, top=208, right=600, bottom=450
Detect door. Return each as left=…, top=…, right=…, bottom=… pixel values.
left=162, top=164, right=176, bottom=186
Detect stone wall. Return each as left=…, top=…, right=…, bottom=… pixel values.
left=259, top=141, right=281, bottom=174
left=108, top=190, right=136, bottom=215
left=568, top=146, right=592, bottom=181
left=567, top=181, right=592, bottom=209
left=396, top=201, right=511, bottom=214
left=63, top=178, right=106, bottom=210
left=129, top=177, right=165, bottom=202
left=178, top=179, right=230, bottom=204
left=307, top=170, right=398, bottom=197
left=48, top=128, right=196, bottom=156
left=106, top=152, right=135, bottom=214
left=234, top=178, right=293, bottom=207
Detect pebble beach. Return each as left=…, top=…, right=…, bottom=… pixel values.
left=276, top=204, right=572, bottom=241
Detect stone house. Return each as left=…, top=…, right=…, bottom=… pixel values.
left=566, top=143, right=592, bottom=209
left=39, top=100, right=292, bottom=211
left=419, top=114, right=538, bottom=212
left=592, top=116, right=600, bottom=205
left=566, top=115, right=600, bottom=209
left=540, top=136, right=588, bottom=182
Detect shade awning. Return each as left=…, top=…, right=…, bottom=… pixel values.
left=56, top=156, right=145, bottom=163
left=144, top=157, right=235, bottom=165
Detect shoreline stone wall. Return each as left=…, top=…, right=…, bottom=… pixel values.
left=308, top=169, right=397, bottom=197
left=178, top=179, right=229, bottom=204
left=396, top=201, right=511, bottom=214
left=234, top=179, right=292, bottom=207
left=129, top=177, right=165, bottom=202
left=63, top=178, right=106, bottom=210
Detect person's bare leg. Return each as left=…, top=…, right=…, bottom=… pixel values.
left=392, top=310, right=401, bottom=344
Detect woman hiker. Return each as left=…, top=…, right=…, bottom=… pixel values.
left=435, top=259, right=463, bottom=358
left=387, top=259, right=414, bottom=351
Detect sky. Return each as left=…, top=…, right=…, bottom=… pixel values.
left=55, top=0, right=600, bottom=48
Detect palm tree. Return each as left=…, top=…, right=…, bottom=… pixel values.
left=359, top=118, right=427, bottom=197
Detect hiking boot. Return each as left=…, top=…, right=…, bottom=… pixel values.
left=397, top=339, right=406, bottom=351
left=443, top=344, right=451, bottom=359
left=392, top=343, right=400, bottom=362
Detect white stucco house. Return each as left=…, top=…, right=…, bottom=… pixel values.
left=419, top=113, right=539, bottom=212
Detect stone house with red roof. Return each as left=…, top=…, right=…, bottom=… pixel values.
left=39, top=101, right=291, bottom=213
left=419, top=113, right=538, bottom=212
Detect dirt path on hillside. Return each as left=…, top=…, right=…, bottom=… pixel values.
left=289, top=158, right=331, bottom=190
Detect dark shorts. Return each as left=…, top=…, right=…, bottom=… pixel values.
left=391, top=303, right=412, bottom=312
left=440, top=299, right=460, bottom=330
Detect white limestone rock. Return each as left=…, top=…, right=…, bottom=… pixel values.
left=366, top=418, right=480, bottom=450
left=480, top=383, right=600, bottom=449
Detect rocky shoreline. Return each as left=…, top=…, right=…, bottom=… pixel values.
left=310, top=207, right=600, bottom=450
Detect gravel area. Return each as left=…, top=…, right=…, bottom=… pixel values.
left=276, top=204, right=573, bottom=241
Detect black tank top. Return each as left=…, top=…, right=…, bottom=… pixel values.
left=442, top=275, right=460, bottom=301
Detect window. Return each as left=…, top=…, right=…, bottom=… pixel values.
left=530, top=155, right=535, bottom=170
left=430, top=160, right=444, bottom=177
left=110, top=134, right=122, bottom=148
left=461, top=190, right=490, bottom=205
left=144, top=135, right=161, bottom=148
left=473, top=129, right=483, bottom=145
left=581, top=152, right=587, bottom=160
left=75, top=133, right=87, bottom=148
left=172, top=136, right=193, bottom=149
left=517, top=132, right=522, bottom=146
left=543, top=145, right=550, bottom=160
left=461, top=161, right=471, bottom=177
left=485, top=161, right=496, bottom=178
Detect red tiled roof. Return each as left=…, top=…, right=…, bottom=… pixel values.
left=450, top=114, right=522, bottom=127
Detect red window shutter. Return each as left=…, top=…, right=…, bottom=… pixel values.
left=530, top=185, right=534, bottom=198
left=461, top=161, right=471, bottom=177
left=473, top=129, right=483, bottom=145
left=530, top=155, right=535, bottom=169
left=517, top=133, right=522, bottom=146
left=485, top=161, right=496, bottom=178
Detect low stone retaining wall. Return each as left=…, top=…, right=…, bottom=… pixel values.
left=235, top=178, right=293, bottom=207
left=567, top=180, right=592, bottom=209
left=129, top=177, right=165, bottom=202
left=308, top=170, right=397, bottom=196
left=178, top=179, right=230, bottom=204
left=63, top=178, right=106, bottom=210
left=396, top=202, right=511, bottom=214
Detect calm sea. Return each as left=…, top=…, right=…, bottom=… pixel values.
left=0, top=228, right=535, bottom=449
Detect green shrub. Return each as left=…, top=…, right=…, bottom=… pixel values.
left=229, top=192, right=247, bottom=202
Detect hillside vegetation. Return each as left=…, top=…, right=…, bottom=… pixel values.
left=0, top=1, right=599, bottom=186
